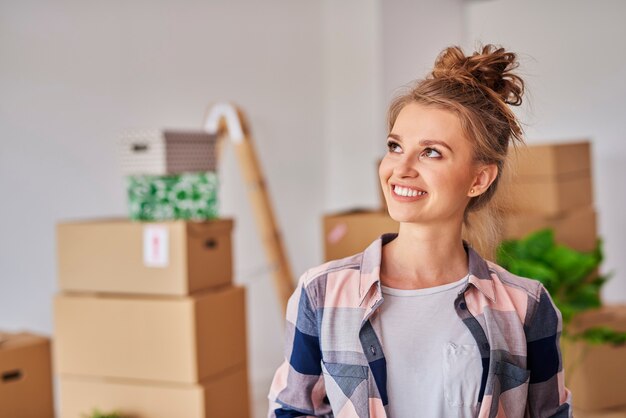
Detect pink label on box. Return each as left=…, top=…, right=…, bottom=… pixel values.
left=143, top=225, right=169, bottom=268
left=327, top=223, right=348, bottom=244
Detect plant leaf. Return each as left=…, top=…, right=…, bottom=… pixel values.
left=508, top=259, right=559, bottom=291
left=542, top=245, right=598, bottom=285
left=566, top=285, right=602, bottom=311
left=520, top=228, right=555, bottom=260
left=496, top=228, right=615, bottom=345
left=570, top=326, right=626, bottom=346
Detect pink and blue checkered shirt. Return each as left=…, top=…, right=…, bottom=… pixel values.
left=268, top=233, right=573, bottom=418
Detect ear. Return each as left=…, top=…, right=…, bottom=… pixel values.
left=468, top=163, right=498, bottom=197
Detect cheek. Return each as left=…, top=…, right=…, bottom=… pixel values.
left=437, top=169, right=472, bottom=195
left=378, top=158, right=391, bottom=181
left=417, top=167, right=453, bottom=192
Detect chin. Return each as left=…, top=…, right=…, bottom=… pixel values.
left=386, top=208, right=421, bottom=224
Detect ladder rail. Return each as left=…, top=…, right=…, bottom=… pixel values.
left=204, top=103, right=295, bottom=315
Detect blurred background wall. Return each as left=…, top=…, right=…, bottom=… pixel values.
left=1, top=0, right=624, bottom=416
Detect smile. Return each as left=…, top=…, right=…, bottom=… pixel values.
left=391, top=184, right=428, bottom=200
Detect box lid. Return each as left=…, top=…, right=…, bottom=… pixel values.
left=119, top=129, right=216, bottom=146
left=162, top=130, right=217, bottom=145
left=57, top=216, right=233, bottom=228
left=186, top=218, right=234, bottom=235
left=0, top=332, right=49, bottom=351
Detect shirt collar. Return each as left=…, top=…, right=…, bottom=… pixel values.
left=358, top=232, right=496, bottom=305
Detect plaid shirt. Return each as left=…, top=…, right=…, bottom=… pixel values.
left=268, top=233, right=573, bottom=418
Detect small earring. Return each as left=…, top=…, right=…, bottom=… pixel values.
left=470, top=188, right=475, bottom=195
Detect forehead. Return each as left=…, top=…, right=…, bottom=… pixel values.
left=391, top=102, right=469, bottom=148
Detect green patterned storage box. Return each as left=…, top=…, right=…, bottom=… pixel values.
left=127, top=172, right=218, bottom=221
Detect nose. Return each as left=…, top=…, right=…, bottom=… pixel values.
left=394, top=154, right=419, bottom=178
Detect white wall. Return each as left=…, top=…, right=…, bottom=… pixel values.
left=464, top=0, right=626, bottom=303
left=0, top=1, right=325, bottom=416
left=323, top=0, right=383, bottom=213
left=381, top=0, right=465, bottom=103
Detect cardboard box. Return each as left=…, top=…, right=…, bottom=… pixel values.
left=498, top=141, right=593, bottom=216
left=54, top=285, right=247, bottom=384
left=511, top=140, right=591, bottom=178
left=118, top=129, right=217, bottom=176
left=0, top=332, right=54, bottom=418
left=59, top=366, right=250, bottom=418
left=501, top=205, right=597, bottom=252
left=57, top=218, right=233, bottom=296
left=562, top=305, right=626, bottom=412
left=323, top=210, right=398, bottom=261
left=503, top=174, right=593, bottom=216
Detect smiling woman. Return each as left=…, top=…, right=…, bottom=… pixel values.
left=268, top=44, right=572, bottom=418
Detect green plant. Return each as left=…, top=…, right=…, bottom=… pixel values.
left=81, top=409, right=125, bottom=418
left=496, top=228, right=626, bottom=346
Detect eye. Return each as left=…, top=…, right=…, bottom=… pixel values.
left=422, top=147, right=442, bottom=158
left=387, top=140, right=402, bottom=153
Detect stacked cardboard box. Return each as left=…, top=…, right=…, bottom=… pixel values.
left=0, top=332, right=54, bottom=417
left=563, top=306, right=626, bottom=416
left=54, top=218, right=250, bottom=418
left=497, top=141, right=597, bottom=252
left=52, top=124, right=250, bottom=416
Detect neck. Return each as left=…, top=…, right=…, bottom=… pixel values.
left=380, top=222, right=469, bottom=289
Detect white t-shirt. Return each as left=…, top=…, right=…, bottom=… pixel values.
left=378, top=274, right=482, bottom=418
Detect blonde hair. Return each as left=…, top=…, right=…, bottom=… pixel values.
left=387, top=44, right=527, bottom=259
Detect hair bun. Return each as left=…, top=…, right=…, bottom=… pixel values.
left=431, top=44, right=524, bottom=106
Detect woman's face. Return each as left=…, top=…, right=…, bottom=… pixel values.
left=379, top=102, right=483, bottom=225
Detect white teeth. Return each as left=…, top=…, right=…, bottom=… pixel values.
left=393, top=185, right=426, bottom=197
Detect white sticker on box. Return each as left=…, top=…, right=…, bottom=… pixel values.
left=143, top=225, right=169, bottom=268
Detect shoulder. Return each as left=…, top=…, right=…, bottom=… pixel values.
left=301, top=252, right=363, bottom=286
left=484, top=259, right=558, bottom=328
left=485, top=259, right=544, bottom=301
left=297, top=251, right=364, bottom=306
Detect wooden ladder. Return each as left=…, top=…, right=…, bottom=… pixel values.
left=204, top=103, right=295, bottom=314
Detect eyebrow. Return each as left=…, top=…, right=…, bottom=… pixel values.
left=387, top=133, right=453, bottom=153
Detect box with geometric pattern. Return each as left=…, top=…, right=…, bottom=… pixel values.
left=118, top=129, right=217, bottom=176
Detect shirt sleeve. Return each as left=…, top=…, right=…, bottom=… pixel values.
left=525, top=283, right=573, bottom=417
left=267, top=271, right=333, bottom=418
